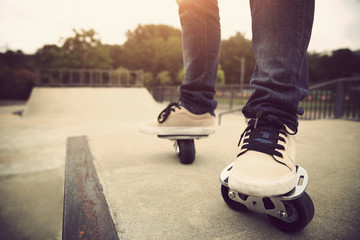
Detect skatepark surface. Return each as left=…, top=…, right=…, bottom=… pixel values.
left=0, top=87, right=359, bottom=239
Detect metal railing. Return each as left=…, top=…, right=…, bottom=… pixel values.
left=151, top=84, right=254, bottom=108
left=36, top=68, right=144, bottom=87
left=151, top=77, right=360, bottom=121
left=300, top=77, right=360, bottom=120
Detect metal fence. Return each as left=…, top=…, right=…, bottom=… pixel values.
left=151, top=77, right=360, bottom=121
left=300, top=78, right=360, bottom=120
left=36, top=68, right=144, bottom=87
left=152, top=84, right=254, bottom=108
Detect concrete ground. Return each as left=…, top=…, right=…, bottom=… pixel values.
left=0, top=87, right=359, bottom=239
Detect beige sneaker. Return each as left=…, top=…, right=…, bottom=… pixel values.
left=140, top=102, right=216, bottom=135
left=228, top=114, right=297, bottom=197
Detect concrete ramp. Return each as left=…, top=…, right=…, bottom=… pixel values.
left=23, top=87, right=161, bottom=121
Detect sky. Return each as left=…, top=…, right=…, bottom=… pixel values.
left=0, top=0, right=359, bottom=54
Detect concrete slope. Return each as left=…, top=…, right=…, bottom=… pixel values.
left=23, top=87, right=161, bottom=121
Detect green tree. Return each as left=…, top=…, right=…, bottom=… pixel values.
left=307, top=52, right=329, bottom=83
left=219, top=32, right=255, bottom=85
left=122, top=24, right=183, bottom=82
left=36, top=29, right=112, bottom=69
left=327, top=49, right=360, bottom=79
left=216, top=64, right=225, bottom=85
left=61, top=29, right=112, bottom=68
left=35, top=44, right=64, bottom=67
left=144, top=71, right=155, bottom=87
left=0, top=50, right=35, bottom=99
left=107, top=44, right=127, bottom=69
left=126, top=24, right=181, bottom=43
left=156, top=70, right=172, bottom=85
left=307, top=49, right=360, bottom=83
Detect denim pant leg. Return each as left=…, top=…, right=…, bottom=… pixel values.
left=177, top=0, right=221, bottom=115
left=243, top=0, right=315, bottom=131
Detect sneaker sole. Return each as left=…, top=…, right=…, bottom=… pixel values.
left=140, top=125, right=216, bottom=136
left=228, top=168, right=297, bottom=197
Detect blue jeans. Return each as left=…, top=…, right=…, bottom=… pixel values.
left=178, top=0, right=314, bottom=130
left=178, top=0, right=220, bottom=115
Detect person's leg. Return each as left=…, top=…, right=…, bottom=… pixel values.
left=243, top=0, right=315, bottom=131
left=140, top=0, right=220, bottom=135
left=228, top=0, right=315, bottom=197
left=178, top=0, right=221, bottom=115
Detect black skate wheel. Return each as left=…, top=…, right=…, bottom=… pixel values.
left=221, top=185, right=247, bottom=212
left=177, top=139, right=195, bottom=164
left=267, top=192, right=314, bottom=233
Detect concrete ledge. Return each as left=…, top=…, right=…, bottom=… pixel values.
left=63, top=136, right=119, bottom=240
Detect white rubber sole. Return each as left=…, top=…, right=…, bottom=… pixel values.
left=228, top=168, right=297, bottom=197
left=140, top=124, right=216, bottom=136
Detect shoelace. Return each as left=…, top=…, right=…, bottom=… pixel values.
left=158, top=102, right=181, bottom=123
left=237, top=112, right=296, bottom=158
